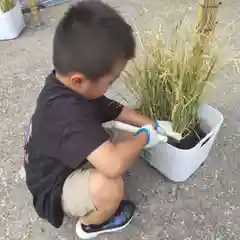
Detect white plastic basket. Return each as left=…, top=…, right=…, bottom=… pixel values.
left=140, top=104, right=223, bottom=182
left=0, top=1, right=25, bottom=40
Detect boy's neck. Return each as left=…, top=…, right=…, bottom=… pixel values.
left=55, top=72, right=82, bottom=97
left=55, top=72, right=68, bottom=86
left=54, top=71, right=93, bottom=100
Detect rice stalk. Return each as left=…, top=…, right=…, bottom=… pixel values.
left=197, top=0, right=221, bottom=35
left=28, top=0, right=41, bottom=25
left=0, top=0, right=14, bottom=13
left=122, top=19, right=233, bottom=138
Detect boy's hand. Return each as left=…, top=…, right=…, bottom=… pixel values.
left=135, top=124, right=165, bottom=148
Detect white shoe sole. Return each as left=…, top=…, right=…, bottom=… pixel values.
left=75, top=216, right=133, bottom=239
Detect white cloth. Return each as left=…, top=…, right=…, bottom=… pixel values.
left=135, top=124, right=167, bottom=149
left=156, top=120, right=182, bottom=141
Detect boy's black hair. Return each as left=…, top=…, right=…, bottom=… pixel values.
left=53, top=1, right=135, bottom=81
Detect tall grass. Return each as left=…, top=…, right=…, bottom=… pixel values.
left=122, top=21, right=229, bottom=137
left=0, top=0, right=14, bottom=13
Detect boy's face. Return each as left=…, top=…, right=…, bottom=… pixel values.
left=68, top=60, right=127, bottom=99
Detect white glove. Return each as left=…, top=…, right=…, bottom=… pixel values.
left=135, top=124, right=167, bottom=149
left=155, top=120, right=182, bottom=141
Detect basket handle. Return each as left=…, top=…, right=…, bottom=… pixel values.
left=198, top=127, right=218, bottom=147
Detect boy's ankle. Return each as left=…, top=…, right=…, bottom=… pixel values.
left=79, top=218, right=90, bottom=226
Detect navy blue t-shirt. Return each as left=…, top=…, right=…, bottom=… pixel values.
left=24, top=71, right=123, bottom=228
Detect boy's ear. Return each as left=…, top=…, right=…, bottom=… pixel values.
left=69, top=72, right=86, bottom=88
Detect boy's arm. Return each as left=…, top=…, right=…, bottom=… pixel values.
left=116, top=106, right=155, bottom=128
left=62, top=114, right=149, bottom=175
left=97, top=96, right=154, bottom=127
left=62, top=105, right=159, bottom=178
left=95, top=96, right=124, bottom=123
left=87, top=132, right=148, bottom=178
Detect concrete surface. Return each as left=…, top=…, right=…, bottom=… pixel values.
left=0, top=0, right=240, bottom=239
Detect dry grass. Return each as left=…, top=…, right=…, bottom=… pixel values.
left=122, top=19, right=233, bottom=137
left=0, top=0, right=14, bottom=13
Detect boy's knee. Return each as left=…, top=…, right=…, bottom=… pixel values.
left=89, top=170, right=124, bottom=208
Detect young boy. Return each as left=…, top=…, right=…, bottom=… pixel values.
left=24, top=1, right=176, bottom=239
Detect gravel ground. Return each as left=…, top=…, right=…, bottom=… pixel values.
left=0, top=0, right=240, bottom=239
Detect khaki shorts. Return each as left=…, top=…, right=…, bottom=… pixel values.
left=62, top=163, right=96, bottom=218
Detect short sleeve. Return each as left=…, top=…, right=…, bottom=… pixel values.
left=93, top=96, right=124, bottom=123
left=60, top=120, right=109, bottom=169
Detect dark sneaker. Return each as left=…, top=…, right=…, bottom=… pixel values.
left=76, top=200, right=136, bottom=239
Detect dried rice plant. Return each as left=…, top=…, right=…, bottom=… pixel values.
left=122, top=20, right=233, bottom=137
left=28, top=0, right=41, bottom=25
left=0, top=0, right=14, bottom=13
left=197, top=0, right=221, bottom=34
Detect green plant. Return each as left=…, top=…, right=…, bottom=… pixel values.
left=0, top=0, right=14, bottom=13
left=122, top=21, right=229, bottom=137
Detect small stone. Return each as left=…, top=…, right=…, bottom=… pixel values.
left=18, top=166, right=26, bottom=180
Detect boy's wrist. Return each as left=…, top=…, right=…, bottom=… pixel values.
left=134, top=130, right=148, bottom=145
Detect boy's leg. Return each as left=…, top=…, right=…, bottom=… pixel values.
left=62, top=166, right=135, bottom=238
left=62, top=167, right=123, bottom=224
left=81, top=169, right=124, bottom=225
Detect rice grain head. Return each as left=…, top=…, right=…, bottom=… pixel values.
left=122, top=18, right=236, bottom=137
